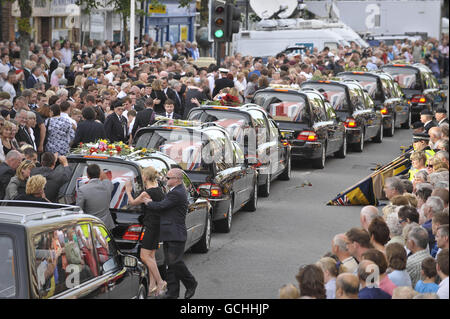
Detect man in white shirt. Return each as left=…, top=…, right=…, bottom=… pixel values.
left=0, top=53, right=11, bottom=88
left=436, top=248, right=449, bottom=299
left=60, top=40, right=72, bottom=67
left=2, top=71, right=17, bottom=102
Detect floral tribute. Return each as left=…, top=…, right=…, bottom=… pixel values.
left=72, top=139, right=154, bottom=157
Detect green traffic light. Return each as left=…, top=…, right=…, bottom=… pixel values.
left=215, top=29, right=224, bottom=38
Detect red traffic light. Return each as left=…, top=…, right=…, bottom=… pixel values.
left=215, top=6, right=225, bottom=14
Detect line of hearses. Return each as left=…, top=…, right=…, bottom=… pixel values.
left=60, top=67, right=446, bottom=265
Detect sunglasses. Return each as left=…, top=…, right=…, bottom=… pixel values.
left=166, top=176, right=179, bottom=180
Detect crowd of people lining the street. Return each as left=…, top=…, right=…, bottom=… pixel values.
left=0, top=33, right=449, bottom=299
left=281, top=104, right=449, bottom=299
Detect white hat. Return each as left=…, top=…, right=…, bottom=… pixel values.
left=83, top=64, right=93, bottom=70
left=219, top=68, right=229, bottom=73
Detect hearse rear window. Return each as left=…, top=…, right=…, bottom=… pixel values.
left=136, top=130, right=210, bottom=172
left=381, top=66, right=420, bottom=89
left=254, top=92, right=309, bottom=123
left=301, top=83, right=349, bottom=111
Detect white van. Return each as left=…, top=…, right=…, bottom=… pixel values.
left=233, top=28, right=350, bottom=57
left=327, top=24, right=369, bottom=48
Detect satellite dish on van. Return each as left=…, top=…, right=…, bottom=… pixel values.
left=249, top=0, right=297, bottom=20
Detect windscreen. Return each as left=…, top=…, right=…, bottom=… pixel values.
left=338, top=74, right=378, bottom=99
left=300, top=83, right=349, bottom=111
left=253, top=92, right=309, bottom=123
left=136, top=130, right=209, bottom=172
left=381, top=66, right=420, bottom=90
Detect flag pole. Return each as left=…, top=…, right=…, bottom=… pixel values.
left=130, top=0, right=136, bottom=68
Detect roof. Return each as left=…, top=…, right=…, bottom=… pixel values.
left=0, top=201, right=84, bottom=225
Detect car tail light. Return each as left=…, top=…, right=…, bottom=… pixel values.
left=297, top=131, right=318, bottom=142
left=380, top=108, right=388, bottom=115
left=197, top=183, right=223, bottom=198
left=344, top=118, right=358, bottom=128
left=411, top=95, right=426, bottom=104
left=123, top=225, right=144, bottom=241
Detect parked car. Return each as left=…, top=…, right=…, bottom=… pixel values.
left=252, top=86, right=347, bottom=169
left=133, top=121, right=258, bottom=233
left=61, top=149, right=212, bottom=264
left=186, top=104, right=292, bottom=198
left=0, top=201, right=149, bottom=299
left=300, top=80, right=383, bottom=152
left=380, top=63, right=447, bottom=121
left=337, top=71, right=411, bottom=135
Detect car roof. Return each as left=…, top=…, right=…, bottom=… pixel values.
left=0, top=201, right=89, bottom=226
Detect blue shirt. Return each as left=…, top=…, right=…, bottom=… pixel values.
left=414, top=280, right=439, bottom=293
left=358, top=287, right=392, bottom=299
left=388, top=270, right=412, bottom=288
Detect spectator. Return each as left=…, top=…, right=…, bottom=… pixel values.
left=345, top=227, right=374, bottom=263
left=386, top=243, right=412, bottom=288
left=71, top=106, right=106, bottom=146
left=385, top=209, right=405, bottom=246
left=44, top=104, right=74, bottom=155
left=316, top=257, right=339, bottom=299
left=414, top=257, right=439, bottom=294
left=335, top=273, right=359, bottom=299
left=434, top=225, right=449, bottom=257
left=357, top=260, right=391, bottom=299
left=30, top=152, right=71, bottom=202
left=422, top=196, right=445, bottom=251
left=392, top=286, right=419, bottom=299
left=0, top=150, right=24, bottom=199
left=4, top=159, right=35, bottom=200
left=432, top=188, right=449, bottom=208
left=360, top=205, right=379, bottom=231
left=384, top=177, right=405, bottom=201
left=368, top=216, right=390, bottom=254
left=406, top=226, right=432, bottom=287
left=331, top=233, right=358, bottom=274
left=295, top=264, right=326, bottom=299
left=16, top=174, right=50, bottom=203
left=279, top=283, right=300, bottom=299
left=436, top=248, right=449, bottom=299
left=361, top=249, right=397, bottom=296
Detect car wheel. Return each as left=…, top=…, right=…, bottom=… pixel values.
left=335, top=135, right=347, bottom=158
left=312, top=143, right=326, bottom=169
left=214, top=200, right=233, bottom=233
left=278, top=154, right=291, bottom=180
left=401, top=111, right=411, bottom=129
left=385, top=117, right=395, bottom=137
left=354, top=130, right=365, bottom=152
left=244, top=181, right=258, bottom=212
left=137, top=283, right=147, bottom=299
left=191, top=210, right=212, bottom=253
left=259, top=174, right=271, bottom=197
left=373, top=123, right=383, bottom=143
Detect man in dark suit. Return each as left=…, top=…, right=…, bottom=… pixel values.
left=142, top=168, right=198, bottom=299
left=104, top=99, right=129, bottom=143
left=435, top=108, right=448, bottom=126
left=159, top=99, right=182, bottom=119
left=168, top=81, right=186, bottom=116
left=131, top=97, right=156, bottom=139
left=420, top=109, right=438, bottom=133
left=15, top=109, right=35, bottom=148
left=26, top=66, right=41, bottom=89
left=183, top=85, right=209, bottom=119
left=71, top=106, right=107, bottom=147
left=212, top=68, right=234, bottom=97
left=49, top=51, right=62, bottom=79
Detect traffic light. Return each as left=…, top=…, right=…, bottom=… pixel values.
left=211, top=1, right=227, bottom=42
left=225, top=3, right=241, bottom=42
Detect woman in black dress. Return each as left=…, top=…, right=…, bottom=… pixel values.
left=125, top=166, right=167, bottom=297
